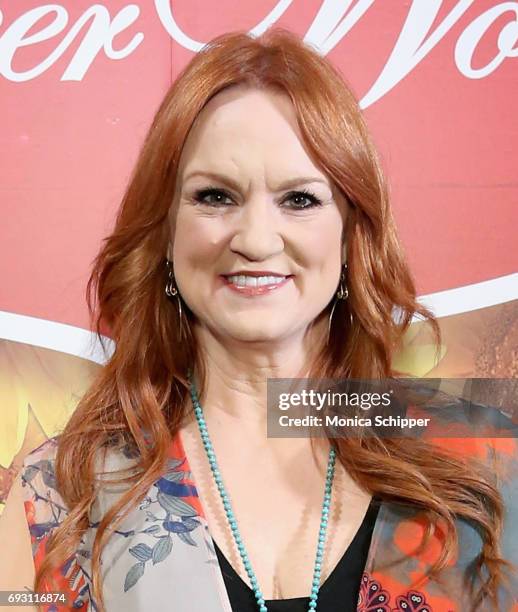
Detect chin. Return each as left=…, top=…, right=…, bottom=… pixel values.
left=226, top=324, right=285, bottom=343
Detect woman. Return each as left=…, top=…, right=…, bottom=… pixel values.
left=1, top=29, right=516, bottom=612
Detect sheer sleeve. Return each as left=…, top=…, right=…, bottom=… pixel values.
left=15, top=438, right=93, bottom=611
left=0, top=470, right=39, bottom=611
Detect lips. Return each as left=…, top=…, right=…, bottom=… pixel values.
left=222, top=271, right=292, bottom=278
left=221, top=273, right=293, bottom=296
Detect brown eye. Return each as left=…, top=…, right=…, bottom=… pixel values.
left=282, top=189, right=323, bottom=209
left=193, top=187, right=234, bottom=206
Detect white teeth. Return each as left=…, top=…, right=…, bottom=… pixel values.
left=227, top=275, right=287, bottom=287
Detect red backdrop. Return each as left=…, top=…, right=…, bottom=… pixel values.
left=1, top=0, right=518, bottom=502
left=0, top=0, right=516, bottom=354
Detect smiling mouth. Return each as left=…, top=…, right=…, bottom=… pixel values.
left=221, top=274, right=293, bottom=295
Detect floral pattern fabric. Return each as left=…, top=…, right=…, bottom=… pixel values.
left=20, top=414, right=518, bottom=611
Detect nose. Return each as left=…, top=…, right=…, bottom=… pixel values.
left=228, top=195, right=284, bottom=261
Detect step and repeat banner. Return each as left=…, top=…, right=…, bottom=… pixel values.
left=1, top=1, right=517, bottom=506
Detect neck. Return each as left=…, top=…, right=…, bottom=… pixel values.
left=190, top=315, right=328, bottom=426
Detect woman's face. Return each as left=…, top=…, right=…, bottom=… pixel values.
left=169, top=85, right=347, bottom=346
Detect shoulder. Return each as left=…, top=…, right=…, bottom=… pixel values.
left=21, top=436, right=60, bottom=475
left=413, top=394, right=518, bottom=462
left=18, top=437, right=70, bottom=551
left=425, top=401, right=518, bottom=504
left=20, top=437, right=62, bottom=503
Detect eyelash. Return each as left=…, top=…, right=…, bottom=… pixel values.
left=191, top=186, right=323, bottom=210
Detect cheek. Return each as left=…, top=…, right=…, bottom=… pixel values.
left=295, top=222, right=343, bottom=302
left=301, top=220, right=343, bottom=270
left=173, top=209, right=230, bottom=301
left=172, top=210, right=226, bottom=278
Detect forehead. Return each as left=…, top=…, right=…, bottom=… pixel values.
left=176, top=85, right=329, bottom=183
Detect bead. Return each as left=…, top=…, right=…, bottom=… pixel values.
left=190, top=375, right=336, bottom=612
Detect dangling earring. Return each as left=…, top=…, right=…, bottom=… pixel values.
left=165, top=258, right=187, bottom=341
left=335, top=265, right=349, bottom=301
left=327, top=263, right=352, bottom=345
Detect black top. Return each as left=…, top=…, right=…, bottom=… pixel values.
left=214, top=496, right=381, bottom=612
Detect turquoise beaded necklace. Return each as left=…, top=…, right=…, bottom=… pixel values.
left=188, top=369, right=337, bottom=612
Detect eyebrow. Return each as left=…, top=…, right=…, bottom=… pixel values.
left=182, top=170, right=331, bottom=192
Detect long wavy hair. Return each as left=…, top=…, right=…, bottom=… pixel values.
left=35, top=29, right=512, bottom=611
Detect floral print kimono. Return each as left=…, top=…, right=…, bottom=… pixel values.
left=20, top=406, right=518, bottom=612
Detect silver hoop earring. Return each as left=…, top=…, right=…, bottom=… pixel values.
left=165, top=259, right=186, bottom=341
left=326, top=263, right=353, bottom=345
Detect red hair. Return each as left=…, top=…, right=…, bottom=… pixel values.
left=35, top=29, right=511, bottom=611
